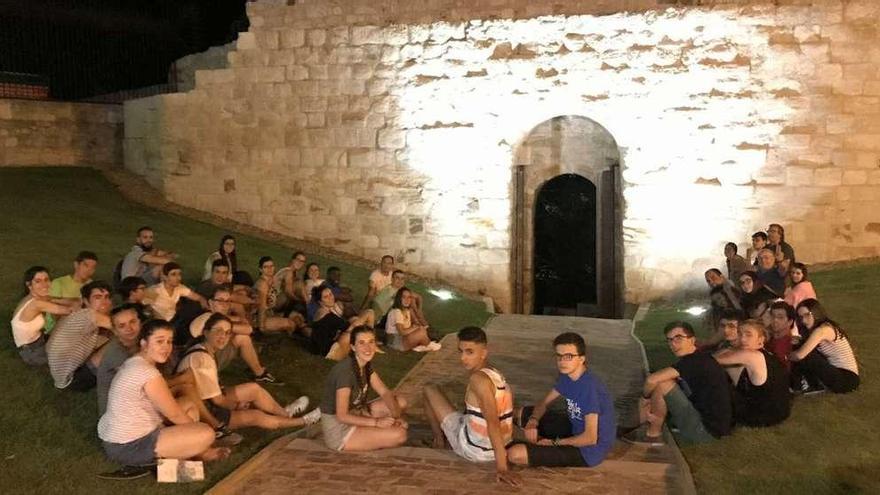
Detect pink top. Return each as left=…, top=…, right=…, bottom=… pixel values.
left=784, top=281, right=817, bottom=309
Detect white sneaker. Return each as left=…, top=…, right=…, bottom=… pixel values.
left=427, top=341, right=442, bottom=351
left=412, top=345, right=430, bottom=352
left=285, top=396, right=309, bottom=417
left=301, top=407, right=322, bottom=425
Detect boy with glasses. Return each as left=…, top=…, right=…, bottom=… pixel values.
left=624, top=321, right=733, bottom=446
left=507, top=332, right=616, bottom=468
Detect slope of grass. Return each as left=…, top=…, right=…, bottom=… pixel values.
left=0, top=167, right=491, bottom=494
left=635, top=263, right=880, bottom=494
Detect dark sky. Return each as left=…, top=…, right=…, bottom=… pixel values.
left=0, top=0, right=248, bottom=99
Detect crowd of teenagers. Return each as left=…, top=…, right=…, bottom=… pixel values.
left=10, top=226, right=446, bottom=473
left=8, top=222, right=861, bottom=485
left=622, top=222, right=861, bottom=446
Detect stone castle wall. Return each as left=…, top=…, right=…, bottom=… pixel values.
left=1, top=99, right=122, bottom=168
left=124, top=0, right=880, bottom=311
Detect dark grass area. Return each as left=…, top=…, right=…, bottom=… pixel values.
left=635, top=263, right=880, bottom=494
left=0, top=167, right=491, bottom=494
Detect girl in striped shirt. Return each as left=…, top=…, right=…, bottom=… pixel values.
left=790, top=299, right=860, bottom=394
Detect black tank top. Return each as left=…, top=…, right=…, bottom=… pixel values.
left=734, top=349, right=791, bottom=427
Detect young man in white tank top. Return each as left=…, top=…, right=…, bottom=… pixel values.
left=422, top=327, right=521, bottom=487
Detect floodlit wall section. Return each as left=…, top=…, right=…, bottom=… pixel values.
left=1, top=99, right=122, bottom=168
left=124, top=0, right=880, bottom=310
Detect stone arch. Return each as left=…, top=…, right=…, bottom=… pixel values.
left=511, top=115, right=624, bottom=317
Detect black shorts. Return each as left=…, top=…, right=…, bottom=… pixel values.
left=519, top=406, right=589, bottom=468
left=206, top=400, right=232, bottom=426
left=68, top=363, right=97, bottom=392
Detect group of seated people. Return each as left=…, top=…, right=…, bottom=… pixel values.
left=622, top=223, right=860, bottom=446
left=8, top=226, right=444, bottom=471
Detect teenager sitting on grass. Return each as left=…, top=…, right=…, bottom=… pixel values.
left=118, top=276, right=152, bottom=321
left=724, top=242, right=750, bottom=283
left=253, top=256, right=308, bottom=337
left=98, top=320, right=230, bottom=467
left=176, top=313, right=321, bottom=431
left=738, top=271, right=778, bottom=324
left=120, top=226, right=177, bottom=286
left=189, top=285, right=277, bottom=384
left=705, top=269, right=742, bottom=328
left=202, top=234, right=237, bottom=282
left=385, top=287, right=438, bottom=352
left=145, top=262, right=209, bottom=344
left=714, top=320, right=791, bottom=427
left=46, top=281, right=113, bottom=391
left=45, top=250, right=98, bottom=332
left=624, top=321, right=733, bottom=446
left=319, top=326, right=408, bottom=452
left=97, top=306, right=227, bottom=439
left=790, top=299, right=860, bottom=394
left=11, top=266, right=78, bottom=366
left=195, top=260, right=253, bottom=319
left=784, top=263, right=817, bottom=310
left=422, top=327, right=521, bottom=486
left=767, top=301, right=797, bottom=371
left=311, top=285, right=375, bottom=360
left=301, top=263, right=325, bottom=308
left=274, top=251, right=308, bottom=317
left=698, top=309, right=743, bottom=353
left=507, top=332, right=616, bottom=468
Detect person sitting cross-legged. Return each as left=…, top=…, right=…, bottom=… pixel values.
left=319, top=325, right=408, bottom=452
left=623, top=321, right=733, bottom=446
left=189, top=285, right=277, bottom=384
left=46, top=281, right=114, bottom=391
left=176, top=313, right=321, bottom=431
left=422, top=327, right=522, bottom=486
left=507, top=332, right=616, bottom=468
left=97, top=320, right=230, bottom=467
left=144, top=262, right=209, bottom=345
left=714, top=319, right=791, bottom=427
left=789, top=299, right=860, bottom=394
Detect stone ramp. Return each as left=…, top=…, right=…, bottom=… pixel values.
left=208, top=315, right=695, bottom=494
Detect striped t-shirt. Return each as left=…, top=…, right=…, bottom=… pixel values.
left=46, top=309, right=106, bottom=389
left=817, top=330, right=859, bottom=375
left=97, top=355, right=164, bottom=444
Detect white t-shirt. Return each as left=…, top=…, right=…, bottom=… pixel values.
left=385, top=308, right=411, bottom=336
left=369, top=269, right=392, bottom=292
left=97, top=355, right=163, bottom=444
left=176, top=344, right=222, bottom=400
left=147, top=283, right=193, bottom=321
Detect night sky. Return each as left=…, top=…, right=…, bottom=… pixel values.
left=0, top=0, right=249, bottom=99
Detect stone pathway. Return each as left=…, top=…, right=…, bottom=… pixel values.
left=207, top=315, right=695, bottom=494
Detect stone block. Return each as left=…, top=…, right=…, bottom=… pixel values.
left=307, top=29, right=326, bottom=46
left=377, top=129, right=405, bottom=149
left=813, top=168, right=842, bottom=186
left=237, top=32, right=257, bottom=50
left=281, top=29, right=306, bottom=48
left=842, top=170, right=868, bottom=185
left=351, top=26, right=383, bottom=45
left=786, top=167, right=814, bottom=186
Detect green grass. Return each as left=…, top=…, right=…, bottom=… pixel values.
left=635, top=264, right=880, bottom=494
left=0, top=167, right=491, bottom=494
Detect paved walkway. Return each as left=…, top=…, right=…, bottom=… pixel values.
left=208, top=315, right=695, bottom=494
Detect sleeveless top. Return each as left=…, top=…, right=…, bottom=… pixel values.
left=464, top=367, right=514, bottom=451
left=12, top=298, right=45, bottom=347
left=817, top=331, right=858, bottom=375
left=734, top=350, right=791, bottom=427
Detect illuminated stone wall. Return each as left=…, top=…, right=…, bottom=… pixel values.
left=1, top=99, right=122, bottom=168
left=124, top=0, right=880, bottom=311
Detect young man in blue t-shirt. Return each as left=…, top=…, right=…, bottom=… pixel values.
left=507, top=332, right=616, bottom=467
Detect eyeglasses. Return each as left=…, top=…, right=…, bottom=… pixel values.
left=665, top=335, right=692, bottom=344
left=555, top=353, right=583, bottom=362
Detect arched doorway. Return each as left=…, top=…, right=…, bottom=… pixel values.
left=533, top=174, right=597, bottom=314
left=511, top=115, right=623, bottom=318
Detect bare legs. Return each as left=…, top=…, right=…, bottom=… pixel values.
left=422, top=384, right=456, bottom=449
left=640, top=379, right=676, bottom=437
left=225, top=383, right=309, bottom=430
left=154, top=397, right=229, bottom=461
left=166, top=369, right=221, bottom=429
left=341, top=396, right=409, bottom=452
left=231, top=334, right=265, bottom=376
left=401, top=326, right=431, bottom=351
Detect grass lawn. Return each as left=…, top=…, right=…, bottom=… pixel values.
left=635, top=263, right=880, bottom=494
left=0, top=167, right=491, bottom=494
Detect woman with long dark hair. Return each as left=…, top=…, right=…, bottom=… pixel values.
left=203, top=235, right=238, bottom=282
left=319, top=326, right=408, bottom=452
left=11, top=266, right=78, bottom=365
left=385, top=287, right=438, bottom=352
left=789, top=299, right=859, bottom=394
left=737, top=271, right=778, bottom=324
left=784, top=263, right=817, bottom=310
left=310, top=285, right=375, bottom=360
left=253, top=256, right=308, bottom=336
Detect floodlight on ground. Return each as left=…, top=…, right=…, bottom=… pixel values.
left=428, top=289, right=455, bottom=301
left=683, top=305, right=706, bottom=316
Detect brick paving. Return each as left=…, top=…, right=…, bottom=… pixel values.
left=208, top=315, right=694, bottom=494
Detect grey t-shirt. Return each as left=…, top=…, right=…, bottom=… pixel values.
left=320, top=358, right=371, bottom=415
left=96, top=337, right=135, bottom=415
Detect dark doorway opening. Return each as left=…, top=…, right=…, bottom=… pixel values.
left=532, top=174, right=597, bottom=315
